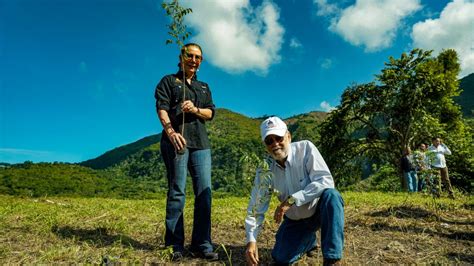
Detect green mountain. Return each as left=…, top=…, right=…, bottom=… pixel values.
left=79, top=108, right=328, bottom=193
left=81, top=134, right=162, bottom=169
left=0, top=108, right=328, bottom=197
left=457, top=73, right=474, bottom=117
left=80, top=108, right=327, bottom=170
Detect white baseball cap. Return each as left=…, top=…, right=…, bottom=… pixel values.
left=260, top=116, right=287, bottom=141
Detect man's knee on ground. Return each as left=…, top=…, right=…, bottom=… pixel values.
left=271, top=249, right=297, bottom=264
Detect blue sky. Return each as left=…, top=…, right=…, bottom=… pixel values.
left=1, top=0, right=473, bottom=163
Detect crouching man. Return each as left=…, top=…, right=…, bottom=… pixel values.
left=245, top=117, right=344, bottom=265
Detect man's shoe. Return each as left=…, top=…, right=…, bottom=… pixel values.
left=202, top=251, right=219, bottom=261
left=323, top=258, right=341, bottom=265
left=171, top=251, right=184, bottom=262
left=191, top=250, right=219, bottom=261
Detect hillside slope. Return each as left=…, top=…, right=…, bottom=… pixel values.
left=457, top=73, right=474, bottom=117
left=80, top=134, right=162, bottom=169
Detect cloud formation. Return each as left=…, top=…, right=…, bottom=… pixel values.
left=317, top=0, right=421, bottom=52
left=319, top=101, right=336, bottom=112
left=412, top=0, right=474, bottom=77
left=289, top=37, right=302, bottom=48
left=183, top=0, right=285, bottom=74
left=320, top=58, right=334, bottom=69
left=314, top=0, right=340, bottom=17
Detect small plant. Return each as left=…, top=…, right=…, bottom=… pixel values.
left=161, top=0, right=193, bottom=151
left=162, top=0, right=192, bottom=48
left=251, top=157, right=280, bottom=218
left=215, top=243, right=232, bottom=265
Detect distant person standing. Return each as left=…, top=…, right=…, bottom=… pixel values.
left=413, top=143, right=429, bottom=192
left=401, top=147, right=417, bottom=192
left=428, top=137, right=454, bottom=198
left=155, top=43, right=218, bottom=261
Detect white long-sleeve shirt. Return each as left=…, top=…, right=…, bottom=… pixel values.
left=428, top=144, right=451, bottom=168
left=245, top=140, right=334, bottom=243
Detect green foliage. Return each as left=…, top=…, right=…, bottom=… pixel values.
left=347, top=164, right=402, bottom=192
left=1, top=109, right=329, bottom=198
left=161, top=0, right=192, bottom=48
left=0, top=163, right=166, bottom=198
left=456, top=73, right=474, bottom=117
left=319, top=49, right=473, bottom=192
left=80, top=135, right=161, bottom=169
left=286, top=111, right=327, bottom=143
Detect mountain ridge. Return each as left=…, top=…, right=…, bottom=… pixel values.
left=79, top=108, right=328, bottom=171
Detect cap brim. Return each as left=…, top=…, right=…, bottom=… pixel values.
left=262, top=128, right=287, bottom=141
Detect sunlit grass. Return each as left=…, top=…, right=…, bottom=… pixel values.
left=0, top=192, right=472, bottom=264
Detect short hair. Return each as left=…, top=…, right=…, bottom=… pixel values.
left=180, top=43, right=203, bottom=56
left=432, top=137, right=440, bottom=141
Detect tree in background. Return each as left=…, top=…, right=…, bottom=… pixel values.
left=319, top=49, right=473, bottom=192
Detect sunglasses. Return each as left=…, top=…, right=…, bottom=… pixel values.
left=264, top=135, right=284, bottom=146
left=183, top=52, right=202, bottom=62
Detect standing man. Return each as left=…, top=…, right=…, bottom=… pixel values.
left=428, top=137, right=454, bottom=198
left=155, top=43, right=218, bottom=261
left=245, top=117, right=344, bottom=265
left=401, top=147, right=418, bottom=192
left=413, top=143, right=430, bottom=192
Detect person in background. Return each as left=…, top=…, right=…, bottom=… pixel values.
left=155, top=43, right=218, bottom=261
left=401, top=147, right=417, bottom=192
left=413, top=143, right=429, bottom=192
left=245, top=117, right=344, bottom=265
left=428, top=137, right=454, bottom=198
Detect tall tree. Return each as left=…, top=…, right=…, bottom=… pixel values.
left=319, top=49, right=473, bottom=191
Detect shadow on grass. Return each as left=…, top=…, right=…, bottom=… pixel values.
left=52, top=225, right=154, bottom=250
left=446, top=252, right=474, bottom=264
left=369, top=205, right=474, bottom=225
left=367, top=221, right=474, bottom=241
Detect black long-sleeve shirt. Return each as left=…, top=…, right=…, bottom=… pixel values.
left=401, top=155, right=416, bottom=173
left=155, top=71, right=215, bottom=149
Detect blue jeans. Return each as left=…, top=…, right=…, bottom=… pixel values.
left=161, top=138, right=213, bottom=253
left=404, top=171, right=417, bottom=192
left=272, top=188, right=344, bottom=264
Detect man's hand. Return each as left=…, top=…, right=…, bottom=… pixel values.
left=181, top=100, right=197, bottom=113
left=273, top=199, right=292, bottom=224
left=169, top=132, right=186, bottom=152
left=245, top=242, right=259, bottom=265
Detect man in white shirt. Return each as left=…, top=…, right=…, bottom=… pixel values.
left=244, top=117, right=344, bottom=265
left=428, top=137, right=454, bottom=197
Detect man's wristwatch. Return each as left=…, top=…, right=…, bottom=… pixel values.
left=287, top=195, right=295, bottom=205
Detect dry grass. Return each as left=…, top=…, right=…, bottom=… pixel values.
left=0, top=192, right=472, bottom=264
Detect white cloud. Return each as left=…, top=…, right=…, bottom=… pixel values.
left=314, top=0, right=340, bottom=16
left=0, top=148, right=50, bottom=156
left=320, top=58, right=334, bottom=69
left=412, top=0, right=474, bottom=77
left=327, top=0, right=422, bottom=52
left=319, top=101, right=336, bottom=112
left=289, top=37, right=302, bottom=48
left=183, top=0, right=285, bottom=74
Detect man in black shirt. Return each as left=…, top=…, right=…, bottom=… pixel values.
left=155, top=43, right=217, bottom=261
left=401, top=147, right=418, bottom=192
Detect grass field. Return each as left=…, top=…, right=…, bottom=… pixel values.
left=1, top=192, right=473, bottom=264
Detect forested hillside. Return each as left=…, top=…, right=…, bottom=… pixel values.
left=1, top=51, right=472, bottom=198
left=0, top=109, right=327, bottom=197
left=457, top=73, right=474, bottom=117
